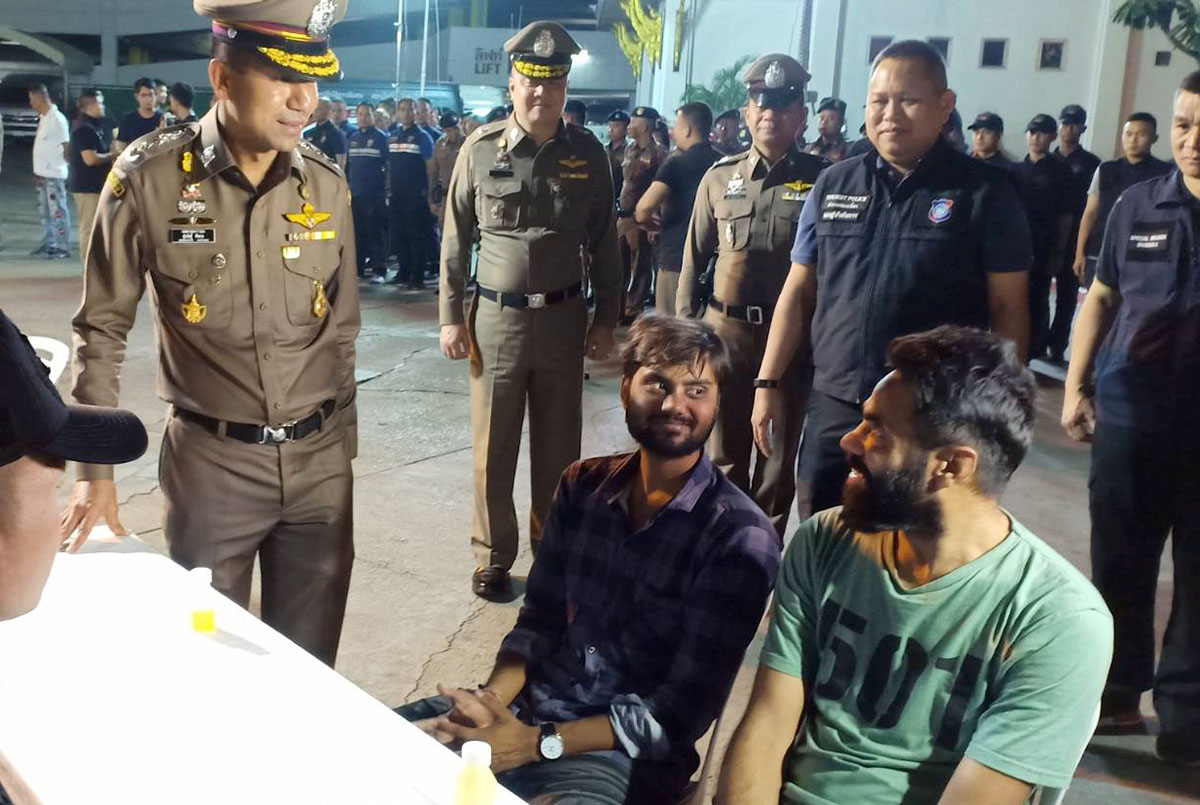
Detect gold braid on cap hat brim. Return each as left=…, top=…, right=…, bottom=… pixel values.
left=256, top=46, right=341, bottom=77
left=512, top=59, right=570, bottom=79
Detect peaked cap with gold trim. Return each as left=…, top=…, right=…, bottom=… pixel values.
left=504, top=21, right=581, bottom=81
left=195, top=0, right=347, bottom=82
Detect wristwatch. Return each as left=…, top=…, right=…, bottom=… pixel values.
left=753, top=377, right=780, bottom=389
left=537, top=722, right=564, bottom=761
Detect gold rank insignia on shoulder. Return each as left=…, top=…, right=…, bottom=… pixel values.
left=312, top=280, right=329, bottom=318
left=182, top=293, right=207, bottom=324
left=285, top=202, right=332, bottom=230
left=107, top=172, right=125, bottom=198
left=558, top=157, right=587, bottom=169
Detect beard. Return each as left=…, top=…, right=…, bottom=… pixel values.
left=625, top=407, right=714, bottom=459
left=840, top=452, right=943, bottom=535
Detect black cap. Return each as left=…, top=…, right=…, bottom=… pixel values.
left=1026, top=113, right=1057, bottom=134
left=0, top=308, right=147, bottom=468
left=967, top=112, right=1004, bottom=132
left=484, top=105, right=508, bottom=123
left=817, top=97, right=847, bottom=115
left=1059, top=104, right=1086, bottom=125
left=438, top=111, right=460, bottom=128
left=607, top=109, right=630, bottom=124
left=632, top=106, right=659, bottom=121
left=714, top=108, right=740, bottom=124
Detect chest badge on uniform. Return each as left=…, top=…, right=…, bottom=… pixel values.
left=182, top=294, right=207, bottom=324
left=490, top=138, right=514, bottom=178
left=312, top=280, right=330, bottom=318
left=285, top=202, right=332, bottom=229
left=179, top=183, right=205, bottom=214
left=781, top=179, right=814, bottom=202
left=200, top=145, right=217, bottom=168
left=724, top=172, right=746, bottom=199
left=281, top=245, right=301, bottom=260
left=928, top=197, right=954, bottom=224
left=559, top=157, right=587, bottom=169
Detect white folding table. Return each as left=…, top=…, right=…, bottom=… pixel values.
left=0, top=550, right=524, bottom=805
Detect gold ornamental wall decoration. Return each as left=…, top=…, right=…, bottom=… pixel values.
left=673, top=0, right=686, bottom=72
left=613, top=0, right=664, bottom=80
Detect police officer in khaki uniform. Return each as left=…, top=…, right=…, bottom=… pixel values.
left=618, top=106, right=665, bottom=321
left=427, top=111, right=464, bottom=227
left=439, top=21, right=620, bottom=599
left=677, top=54, right=824, bottom=535
left=63, top=0, right=359, bottom=666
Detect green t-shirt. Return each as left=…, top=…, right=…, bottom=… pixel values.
left=762, top=509, right=1112, bottom=804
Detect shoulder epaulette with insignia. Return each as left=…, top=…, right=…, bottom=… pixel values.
left=713, top=152, right=748, bottom=168
left=474, top=120, right=508, bottom=140
left=117, top=122, right=199, bottom=171
left=297, top=137, right=344, bottom=177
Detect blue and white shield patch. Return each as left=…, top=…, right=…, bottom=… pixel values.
left=928, top=197, right=954, bottom=224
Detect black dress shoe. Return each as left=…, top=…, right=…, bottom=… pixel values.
left=1095, top=690, right=1146, bottom=735
left=472, top=566, right=512, bottom=600
left=1156, top=732, right=1200, bottom=766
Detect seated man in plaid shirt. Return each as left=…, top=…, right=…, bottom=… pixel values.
left=423, top=314, right=781, bottom=803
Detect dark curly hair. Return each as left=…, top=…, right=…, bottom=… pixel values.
left=886, top=325, right=1035, bottom=496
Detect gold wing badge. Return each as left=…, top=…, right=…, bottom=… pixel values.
left=285, top=202, right=332, bottom=230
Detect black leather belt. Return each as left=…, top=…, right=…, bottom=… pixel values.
left=477, top=282, right=582, bottom=309
left=175, top=400, right=335, bottom=445
left=709, top=297, right=772, bottom=325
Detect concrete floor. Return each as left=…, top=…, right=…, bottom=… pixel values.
left=1, top=141, right=1196, bottom=802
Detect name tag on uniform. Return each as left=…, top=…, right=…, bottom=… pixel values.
left=821, top=193, right=870, bottom=222
left=169, top=228, right=216, bottom=244
left=489, top=168, right=514, bottom=177
left=1127, top=224, right=1170, bottom=260
left=559, top=172, right=589, bottom=180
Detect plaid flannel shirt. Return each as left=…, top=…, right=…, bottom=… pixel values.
left=500, top=451, right=781, bottom=795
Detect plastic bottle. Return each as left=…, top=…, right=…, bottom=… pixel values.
left=455, top=741, right=496, bottom=805
left=190, top=567, right=216, bottom=633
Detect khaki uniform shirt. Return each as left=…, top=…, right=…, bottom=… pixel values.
left=677, top=145, right=824, bottom=315
left=618, top=139, right=663, bottom=215
left=439, top=117, right=622, bottom=328
left=427, top=134, right=464, bottom=224
left=71, top=107, right=360, bottom=479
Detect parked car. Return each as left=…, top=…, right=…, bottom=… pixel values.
left=0, top=76, right=64, bottom=141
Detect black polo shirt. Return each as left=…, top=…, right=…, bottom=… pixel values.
left=1012, top=153, right=1073, bottom=256
left=1055, top=145, right=1101, bottom=218
left=304, top=119, right=348, bottom=162
left=654, top=141, right=721, bottom=270
left=67, top=114, right=112, bottom=193
left=792, top=139, right=1032, bottom=404
left=117, top=109, right=161, bottom=144
left=1094, top=170, right=1200, bottom=429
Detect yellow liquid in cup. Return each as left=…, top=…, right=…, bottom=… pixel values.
left=454, top=767, right=496, bottom=805
left=192, top=609, right=216, bottom=633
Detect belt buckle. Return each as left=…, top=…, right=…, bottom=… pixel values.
left=260, top=422, right=295, bottom=444
left=527, top=293, right=546, bottom=309
left=746, top=305, right=764, bottom=325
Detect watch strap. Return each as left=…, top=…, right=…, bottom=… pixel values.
left=753, top=377, right=780, bottom=389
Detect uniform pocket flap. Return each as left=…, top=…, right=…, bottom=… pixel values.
left=715, top=198, right=754, bottom=220
left=482, top=179, right=523, bottom=198
left=152, top=246, right=222, bottom=282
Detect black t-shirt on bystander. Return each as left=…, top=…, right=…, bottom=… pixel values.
left=118, top=109, right=162, bottom=145
left=68, top=115, right=113, bottom=194
left=654, top=141, right=721, bottom=270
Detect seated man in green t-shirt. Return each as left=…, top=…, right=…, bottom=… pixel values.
left=718, top=325, right=1113, bottom=804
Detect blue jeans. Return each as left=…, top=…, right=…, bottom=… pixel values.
left=35, top=175, right=70, bottom=251
left=498, top=754, right=633, bottom=804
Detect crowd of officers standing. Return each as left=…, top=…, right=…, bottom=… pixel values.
left=57, top=0, right=1197, bottom=751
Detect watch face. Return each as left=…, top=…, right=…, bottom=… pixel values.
left=540, top=733, right=564, bottom=761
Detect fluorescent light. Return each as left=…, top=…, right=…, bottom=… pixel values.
left=573, top=49, right=591, bottom=65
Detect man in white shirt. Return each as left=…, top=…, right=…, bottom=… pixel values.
left=28, top=84, right=71, bottom=259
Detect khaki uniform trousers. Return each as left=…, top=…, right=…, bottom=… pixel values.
left=73, top=192, right=100, bottom=264
left=159, top=408, right=355, bottom=666
left=468, top=292, right=588, bottom=569
left=617, top=217, right=653, bottom=317
left=655, top=268, right=680, bottom=316
left=703, top=307, right=811, bottom=536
